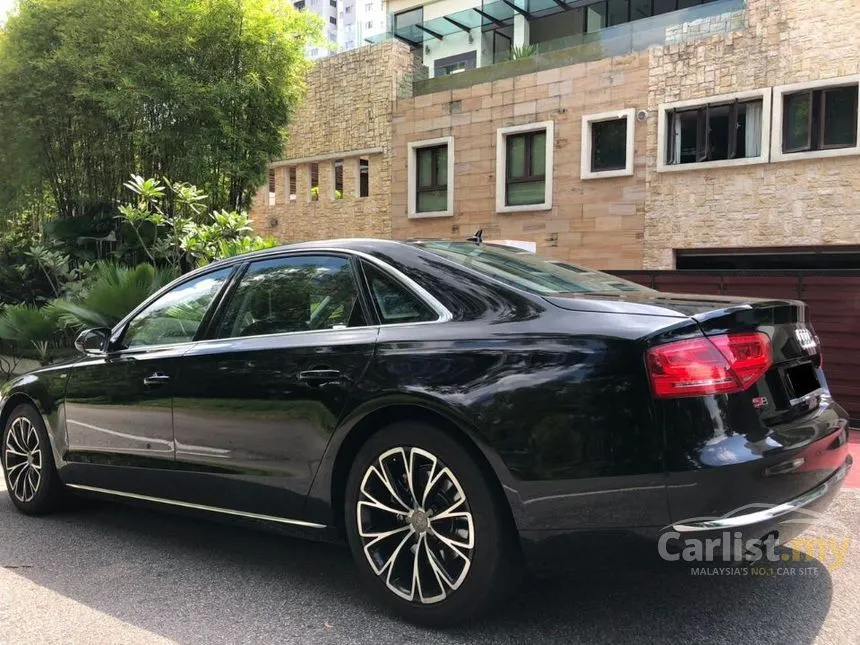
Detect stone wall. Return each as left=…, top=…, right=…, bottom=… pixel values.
left=249, top=41, right=415, bottom=243
left=644, top=0, right=860, bottom=268
left=391, top=54, right=651, bottom=269
left=252, top=0, right=860, bottom=272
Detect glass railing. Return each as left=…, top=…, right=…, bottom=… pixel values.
left=531, top=0, right=745, bottom=59
left=404, top=0, right=746, bottom=94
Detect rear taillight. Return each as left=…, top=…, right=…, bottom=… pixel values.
left=646, top=332, right=772, bottom=399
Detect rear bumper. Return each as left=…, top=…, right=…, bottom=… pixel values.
left=661, top=453, right=852, bottom=553
left=670, top=455, right=851, bottom=534
left=519, top=454, right=851, bottom=571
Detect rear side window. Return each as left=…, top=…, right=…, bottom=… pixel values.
left=362, top=261, right=437, bottom=325
left=216, top=255, right=366, bottom=338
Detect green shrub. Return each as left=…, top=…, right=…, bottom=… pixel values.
left=50, top=262, right=177, bottom=330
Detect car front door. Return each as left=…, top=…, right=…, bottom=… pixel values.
left=169, top=253, right=377, bottom=521
left=61, top=267, right=235, bottom=495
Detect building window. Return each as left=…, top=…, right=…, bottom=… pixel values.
left=394, top=7, right=423, bottom=32
left=658, top=89, right=771, bottom=172
left=288, top=167, right=297, bottom=202
left=408, top=137, right=454, bottom=218
left=496, top=121, right=554, bottom=213
left=310, top=162, right=319, bottom=201
left=294, top=0, right=305, bottom=8
left=365, top=2, right=373, bottom=10
left=268, top=169, right=276, bottom=205
left=434, top=51, right=477, bottom=77
left=365, top=21, right=374, bottom=29
left=330, top=0, right=336, bottom=6
left=329, top=16, right=337, bottom=25
left=771, top=76, right=860, bottom=162
left=581, top=109, right=635, bottom=179
left=333, top=159, right=344, bottom=199
left=359, top=157, right=369, bottom=197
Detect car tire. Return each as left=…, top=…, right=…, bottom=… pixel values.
left=344, top=421, right=521, bottom=627
left=2, top=403, right=64, bottom=515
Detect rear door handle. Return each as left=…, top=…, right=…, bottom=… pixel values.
left=297, top=369, right=342, bottom=384
left=143, top=372, right=171, bottom=387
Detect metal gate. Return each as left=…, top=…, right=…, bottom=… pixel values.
left=611, top=270, right=860, bottom=426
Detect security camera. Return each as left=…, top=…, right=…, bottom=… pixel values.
left=636, top=109, right=649, bottom=122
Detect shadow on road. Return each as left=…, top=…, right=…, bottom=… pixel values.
left=0, top=497, right=834, bottom=645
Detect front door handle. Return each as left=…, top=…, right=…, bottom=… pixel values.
left=143, top=372, right=171, bottom=387
left=297, top=369, right=342, bottom=384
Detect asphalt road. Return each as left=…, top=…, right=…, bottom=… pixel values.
left=0, top=478, right=858, bottom=645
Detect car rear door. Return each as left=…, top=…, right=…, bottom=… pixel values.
left=169, top=253, right=377, bottom=522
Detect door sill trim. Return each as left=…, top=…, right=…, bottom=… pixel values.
left=66, top=483, right=327, bottom=529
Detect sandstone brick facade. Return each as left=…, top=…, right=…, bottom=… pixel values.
left=252, top=0, right=860, bottom=271
left=390, top=54, right=651, bottom=269
left=645, top=0, right=860, bottom=268
left=250, top=42, right=417, bottom=243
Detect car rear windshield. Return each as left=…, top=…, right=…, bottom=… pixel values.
left=413, top=241, right=652, bottom=295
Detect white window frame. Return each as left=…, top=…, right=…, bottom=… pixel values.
left=581, top=109, right=635, bottom=180
left=496, top=120, right=554, bottom=214
left=770, top=75, right=860, bottom=163
left=657, top=88, right=772, bottom=173
left=407, top=136, right=454, bottom=218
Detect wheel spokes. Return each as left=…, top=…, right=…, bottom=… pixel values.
left=357, top=445, right=475, bottom=605
left=4, top=416, right=42, bottom=503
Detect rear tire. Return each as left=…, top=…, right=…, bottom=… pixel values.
left=344, top=421, right=521, bottom=626
left=2, top=403, right=64, bottom=515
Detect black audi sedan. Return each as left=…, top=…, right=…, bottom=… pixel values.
left=1, top=238, right=852, bottom=626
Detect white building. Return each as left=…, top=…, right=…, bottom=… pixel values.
left=338, top=0, right=387, bottom=52
left=294, top=0, right=340, bottom=60
left=294, top=0, right=385, bottom=59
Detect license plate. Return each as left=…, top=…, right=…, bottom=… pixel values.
left=785, top=362, right=820, bottom=401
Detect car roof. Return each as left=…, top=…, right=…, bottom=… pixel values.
left=205, top=238, right=418, bottom=270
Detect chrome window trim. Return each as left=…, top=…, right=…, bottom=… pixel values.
left=66, top=484, right=327, bottom=529
left=190, top=248, right=452, bottom=346
left=102, top=247, right=452, bottom=355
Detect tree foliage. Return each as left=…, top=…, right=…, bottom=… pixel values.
left=0, top=0, right=323, bottom=219
left=117, top=174, right=277, bottom=272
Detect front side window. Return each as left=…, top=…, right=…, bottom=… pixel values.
left=121, top=268, right=233, bottom=349
left=216, top=255, right=365, bottom=339
left=362, top=262, right=437, bottom=324
left=782, top=84, right=858, bottom=153
left=666, top=97, right=764, bottom=165
left=506, top=130, right=546, bottom=206
left=414, top=242, right=652, bottom=295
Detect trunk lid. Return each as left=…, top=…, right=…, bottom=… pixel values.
left=546, top=291, right=825, bottom=422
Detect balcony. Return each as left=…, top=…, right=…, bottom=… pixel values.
left=367, top=0, right=746, bottom=95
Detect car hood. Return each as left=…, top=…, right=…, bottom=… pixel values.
left=544, top=291, right=802, bottom=322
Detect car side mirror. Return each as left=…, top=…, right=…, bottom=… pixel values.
left=74, top=328, right=110, bottom=355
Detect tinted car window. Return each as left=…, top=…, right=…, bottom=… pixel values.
left=362, top=261, right=436, bottom=324
left=217, top=255, right=365, bottom=338
left=122, top=268, right=233, bottom=349
left=414, top=241, right=652, bottom=295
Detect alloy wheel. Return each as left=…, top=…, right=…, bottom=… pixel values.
left=4, top=416, right=42, bottom=503
left=356, top=446, right=475, bottom=605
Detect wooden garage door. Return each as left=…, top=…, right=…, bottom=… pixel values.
left=612, top=271, right=860, bottom=426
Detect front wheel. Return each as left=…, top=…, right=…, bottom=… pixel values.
left=344, top=421, right=521, bottom=626
left=2, top=403, right=64, bottom=515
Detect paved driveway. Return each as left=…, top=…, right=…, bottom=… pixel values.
left=0, top=478, right=858, bottom=645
